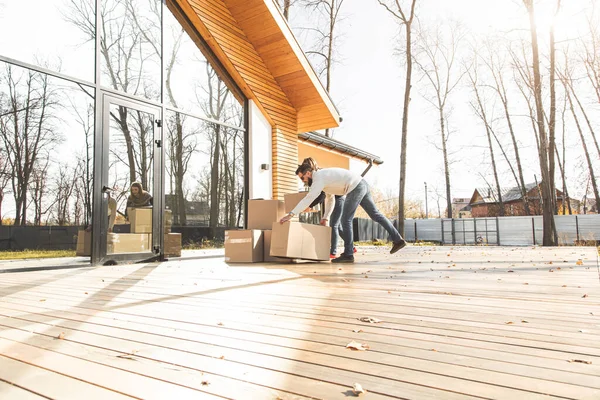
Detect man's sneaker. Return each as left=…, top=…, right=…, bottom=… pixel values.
left=332, top=254, right=354, bottom=263
left=330, top=254, right=336, bottom=259
left=390, top=239, right=407, bottom=254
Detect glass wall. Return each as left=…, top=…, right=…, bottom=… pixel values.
left=0, top=0, right=246, bottom=255
left=0, top=61, right=95, bottom=228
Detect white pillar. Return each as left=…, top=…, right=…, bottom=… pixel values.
left=248, top=100, right=272, bottom=199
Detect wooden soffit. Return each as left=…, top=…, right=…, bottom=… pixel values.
left=175, top=0, right=340, bottom=133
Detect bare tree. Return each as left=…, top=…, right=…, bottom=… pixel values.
left=301, top=0, right=345, bottom=137
left=277, top=0, right=299, bottom=20
left=52, top=164, right=79, bottom=225
left=0, top=65, right=62, bottom=225
left=377, top=0, right=417, bottom=236
left=413, top=21, right=466, bottom=218
left=560, top=65, right=600, bottom=213
left=481, top=40, right=530, bottom=215
left=522, top=0, right=557, bottom=245
left=66, top=0, right=158, bottom=187
left=466, top=60, right=504, bottom=216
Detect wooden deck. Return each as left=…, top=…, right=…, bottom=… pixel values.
left=0, top=246, right=599, bottom=399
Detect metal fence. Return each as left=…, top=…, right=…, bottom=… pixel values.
left=353, top=214, right=600, bottom=246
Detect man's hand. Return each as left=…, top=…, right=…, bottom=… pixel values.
left=279, top=213, right=294, bottom=224
left=320, top=218, right=328, bottom=226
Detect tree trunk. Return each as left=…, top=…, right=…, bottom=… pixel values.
left=398, top=19, right=414, bottom=236
left=209, top=124, right=221, bottom=230
left=524, top=0, right=557, bottom=245
left=565, top=86, right=600, bottom=214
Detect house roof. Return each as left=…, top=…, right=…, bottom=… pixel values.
left=176, top=0, right=340, bottom=133
left=298, top=131, right=384, bottom=165
left=470, top=183, right=538, bottom=205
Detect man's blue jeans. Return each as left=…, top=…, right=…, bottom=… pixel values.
left=339, top=179, right=403, bottom=256
left=330, top=195, right=345, bottom=254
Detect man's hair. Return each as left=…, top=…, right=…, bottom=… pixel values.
left=296, top=157, right=318, bottom=175
left=296, top=163, right=313, bottom=175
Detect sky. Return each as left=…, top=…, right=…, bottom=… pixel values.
left=0, top=0, right=597, bottom=221
left=288, top=0, right=597, bottom=209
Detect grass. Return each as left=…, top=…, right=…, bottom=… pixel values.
left=183, top=239, right=224, bottom=250
left=0, top=249, right=76, bottom=260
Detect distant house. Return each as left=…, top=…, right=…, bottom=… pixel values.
left=452, top=198, right=471, bottom=218
left=468, top=183, right=571, bottom=217
left=165, top=195, right=210, bottom=226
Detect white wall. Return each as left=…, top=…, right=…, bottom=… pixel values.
left=248, top=100, right=272, bottom=199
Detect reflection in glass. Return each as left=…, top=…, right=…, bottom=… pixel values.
left=106, top=103, right=155, bottom=254
left=98, top=0, right=162, bottom=101
left=0, top=61, right=94, bottom=227
left=164, top=7, right=244, bottom=125
left=0, top=0, right=95, bottom=82
left=164, top=111, right=244, bottom=233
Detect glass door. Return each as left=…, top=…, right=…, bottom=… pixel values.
left=92, top=93, right=163, bottom=264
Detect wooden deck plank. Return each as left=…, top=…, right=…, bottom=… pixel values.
left=0, top=246, right=597, bottom=399
left=0, top=354, right=132, bottom=400
left=1, top=301, right=599, bottom=398
left=0, top=380, right=49, bottom=400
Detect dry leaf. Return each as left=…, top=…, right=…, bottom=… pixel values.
left=39, top=299, right=46, bottom=302
left=201, top=380, right=210, bottom=386
left=505, top=321, right=513, bottom=325
left=352, top=383, right=366, bottom=395
left=219, top=355, right=225, bottom=359
left=346, top=341, right=369, bottom=351
left=217, top=322, right=224, bottom=326
left=507, top=270, right=514, bottom=273
left=57, top=332, right=65, bottom=339
left=430, top=348, right=437, bottom=352
left=568, top=359, right=592, bottom=364
left=352, top=329, right=363, bottom=333
left=358, top=317, right=382, bottom=323
left=582, top=294, right=588, bottom=298
left=562, top=285, right=567, bottom=287
left=521, top=320, right=529, bottom=323
left=364, top=275, right=368, bottom=278
left=576, top=259, right=583, bottom=265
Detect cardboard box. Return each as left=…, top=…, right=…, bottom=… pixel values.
left=262, top=230, right=292, bottom=263
left=164, top=210, right=173, bottom=233
left=247, top=199, right=285, bottom=230
left=107, top=233, right=152, bottom=254
left=164, top=232, right=182, bottom=257
left=75, top=230, right=91, bottom=256
left=284, top=192, right=309, bottom=213
left=270, top=222, right=331, bottom=261
left=224, top=230, right=263, bottom=263
left=127, top=207, right=152, bottom=233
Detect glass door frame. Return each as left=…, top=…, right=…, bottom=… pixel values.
left=91, top=91, right=164, bottom=265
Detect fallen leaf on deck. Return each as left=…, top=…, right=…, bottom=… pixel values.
left=219, top=355, right=225, bottom=359
left=39, top=299, right=46, bottom=302
left=562, top=285, right=567, bottom=287
left=430, top=348, right=437, bottom=352
left=346, top=341, right=369, bottom=351
left=576, top=259, right=583, bottom=265
left=201, top=381, right=210, bottom=386
left=217, top=322, right=224, bottom=326
left=358, top=317, right=382, bottom=323
left=352, top=329, right=363, bottom=333
left=507, top=270, right=514, bottom=273
left=57, top=332, right=65, bottom=339
left=582, top=294, right=588, bottom=298
left=568, top=359, right=592, bottom=364
left=521, top=320, right=529, bottom=323
left=364, top=275, right=368, bottom=278
left=352, top=383, right=366, bottom=395
left=505, top=321, right=513, bottom=324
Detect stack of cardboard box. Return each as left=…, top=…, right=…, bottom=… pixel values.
left=75, top=208, right=182, bottom=256
left=224, top=194, right=331, bottom=263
